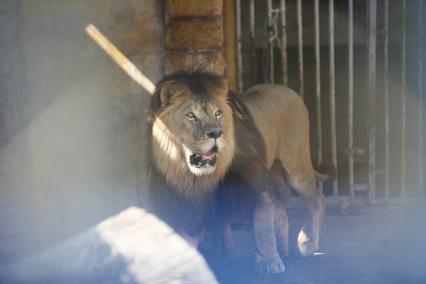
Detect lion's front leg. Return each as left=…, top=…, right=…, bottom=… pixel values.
left=253, top=191, right=285, bottom=274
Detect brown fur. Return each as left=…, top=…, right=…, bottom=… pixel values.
left=149, top=79, right=234, bottom=198
left=237, top=85, right=324, bottom=263
left=147, top=72, right=324, bottom=274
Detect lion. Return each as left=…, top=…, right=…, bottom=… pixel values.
left=147, top=71, right=325, bottom=274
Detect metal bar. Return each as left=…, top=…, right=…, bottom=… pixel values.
left=418, top=0, right=424, bottom=195
left=348, top=0, right=354, bottom=196
left=235, top=0, right=243, bottom=93
left=249, top=0, right=257, bottom=84
left=329, top=0, right=338, bottom=196
left=367, top=0, right=377, bottom=200
left=297, top=0, right=304, bottom=97
left=384, top=0, right=390, bottom=198
left=267, top=0, right=274, bottom=83
left=314, top=0, right=322, bottom=192
left=401, top=0, right=407, bottom=197
left=279, top=0, right=288, bottom=85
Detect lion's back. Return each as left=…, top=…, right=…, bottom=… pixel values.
left=240, top=84, right=311, bottom=169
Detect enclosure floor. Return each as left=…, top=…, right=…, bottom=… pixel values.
left=204, top=200, right=426, bottom=284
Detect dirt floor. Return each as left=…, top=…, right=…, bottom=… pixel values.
left=204, top=199, right=426, bottom=284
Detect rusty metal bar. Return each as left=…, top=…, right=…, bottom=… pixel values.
left=384, top=0, right=390, bottom=198
left=329, top=0, right=338, bottom=196
left=418, top=0, right=424, bottom=195
left=249, top=0, right=257, bottom=84
left=348, top=0, right=354, bottom=196
left=236, top=0, right=243, bottom=93
left=367, top=0, right=377, bottom=200
left=314, top=0, right=322, bottom=191
left=401, top=0, right=407, bottom=197
left=279, top=0, right=288, bottom=85
left=297, top=0, right=304, bottom=97
left=267, top=0, right=275, bottom=83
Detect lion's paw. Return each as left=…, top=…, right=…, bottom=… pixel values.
left=298, top=239, right=316, bottom=257
left=297, top=229, right=317, bottom=257
left=255, top=256, right=286, bottom=274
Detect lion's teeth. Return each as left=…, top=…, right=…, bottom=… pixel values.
left=203, top=152, right=215, bottom=160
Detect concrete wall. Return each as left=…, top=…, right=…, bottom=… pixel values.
left=0, top=0, right=164, bottom=262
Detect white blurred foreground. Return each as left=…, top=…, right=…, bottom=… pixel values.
left=0, top=207, right=217, bottom=284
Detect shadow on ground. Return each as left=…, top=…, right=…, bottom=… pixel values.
left=204, top=200, right=426, bottom=284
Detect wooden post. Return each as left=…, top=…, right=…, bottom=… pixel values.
left=223, top=0, right=237, bottom=91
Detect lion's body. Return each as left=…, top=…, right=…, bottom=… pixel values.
left=147, top=72, right=324, bottom=274
left=243, top=85, right=313, bottom=175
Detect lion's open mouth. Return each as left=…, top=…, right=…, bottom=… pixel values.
left=189, top=151, right=217, bottom=168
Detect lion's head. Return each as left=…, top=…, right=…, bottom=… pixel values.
left=148, top=72, right=235, bottom=196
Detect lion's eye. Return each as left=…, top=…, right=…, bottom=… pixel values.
left=186, top=112, right=196, bottom=120
left=215, top=109, right=223, bottom=118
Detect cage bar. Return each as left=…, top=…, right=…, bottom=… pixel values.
left=279, top=0, right=288, bottom=85
left=401, top=0, right=407, bottom=197
left=368, top=0, right=377, bottom=200
left=329, top=0, right=338, bottom=196
left=348, top=0, right=354, bottom=196
left=297, top=0, right=304, bottom=97
left=267, top=0, right=274, bottom=83
left=313, top=0, right=323, bottom=192
left=249, top=0, right=256, bottom=84
left=418, top=0, right=424, bottom=195
left=236, top=0, right=243, bottom=93
left=383, top=0, right=390, bottom=198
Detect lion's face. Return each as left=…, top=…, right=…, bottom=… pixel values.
left=175, top=96, right=227, bottom=175
left=150, top=73, right=234, bottom=179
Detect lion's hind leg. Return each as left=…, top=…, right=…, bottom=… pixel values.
left=274, top=204, right=289, bottom=258
left=286, top=167, right=325, bottom=256
left=270, top=161, right=290, bottom=258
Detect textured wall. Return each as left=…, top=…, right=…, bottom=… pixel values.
left=0, top=0, right=163, bottom=262
left=164, top=0, right=225, bottom=75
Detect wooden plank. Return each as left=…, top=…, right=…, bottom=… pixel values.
left=223, top=0, right=237, bottom=91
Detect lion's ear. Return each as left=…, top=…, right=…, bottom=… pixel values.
left=220, top=79, right=229, bottom=96
left=159, top=81, right=189, bottom=107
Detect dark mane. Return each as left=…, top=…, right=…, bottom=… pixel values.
left=147, top=71, right=226, bottom=124
left=146, top=71, right=271, bottom=237
left=157, top=71, right=225, bottom=96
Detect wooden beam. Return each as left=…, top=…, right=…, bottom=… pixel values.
left=223, top=0, right=237, bottom=91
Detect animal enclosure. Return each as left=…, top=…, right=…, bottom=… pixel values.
left=234, top=0, right=425, bottom=200
left=0, top=0, right=425, bottom=283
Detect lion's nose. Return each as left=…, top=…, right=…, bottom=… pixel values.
left=206, top=129, right=223, bottom=139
